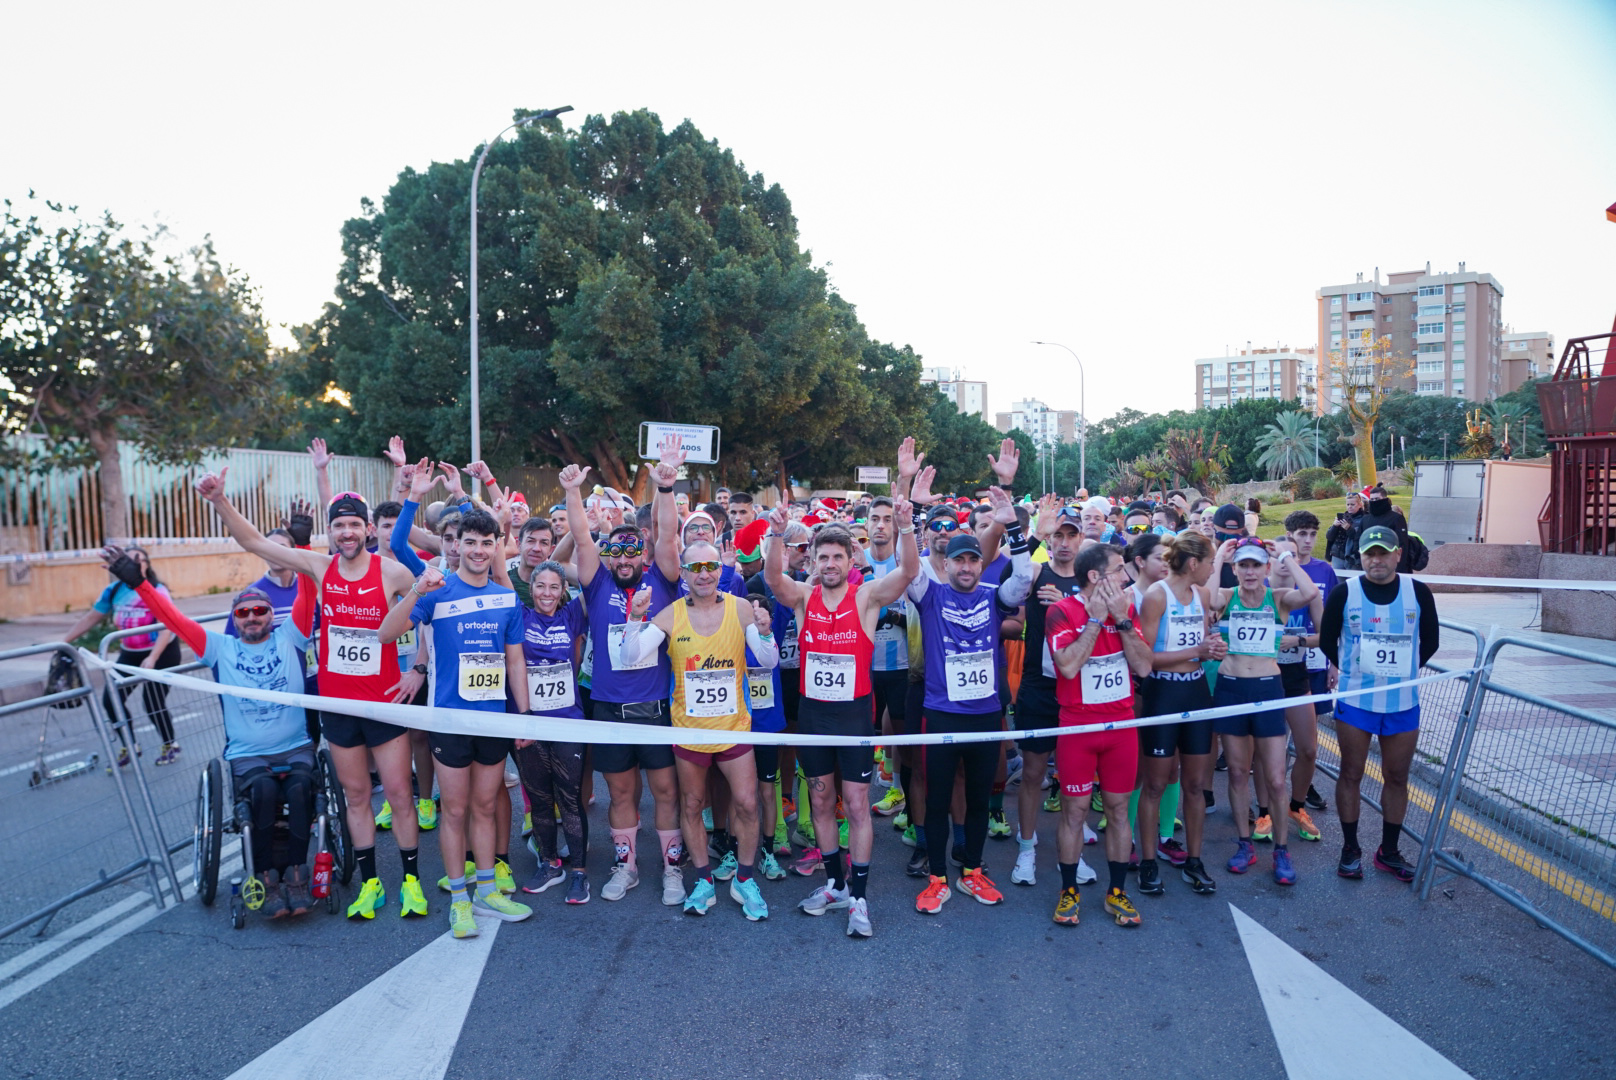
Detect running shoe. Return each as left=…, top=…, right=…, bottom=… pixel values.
left=781, top=796, right=796, bottom=822
left=450, top=899, right=478, bottom=939
left=1042, top=791, right=1063, bottom=814
left=1053, top=887, right=1080, bottom=925
left=601, top=862, right=639, bottom=900
left=950, top=844, right=966, bottom=867
left=565, top=870, right=590, bottom=904
left=1305, top=784, right=1328, bottom=811
left=1005, top=753, right=1023, bottom=789
left=1181, top=857, right=1217, bottom=895
left=1157, top=838, right=1189, bottom=867
left=1337, top=844, right=1365, bottom=880
left=760, top=850, right=787, bottom=881
left=702, top=807, right=714, bottom=832
left=473, top=890, right=532, bottom=922
left=730, top=877, right=768, bottom=921
left=1083, top=823, right=1098, bottom=846
left=1011, top=847, right=1037, bottom=886
left=893, top=810, right=909, bottom=830
left=1289, top=807, right=1322, bottom=842
left=988, top=809, right=1012, bottom=839
left=838, top=818, right=849, bottom=849
left=417, top=797, right=438, bottom=830
left=398, top=874, right=428, bottom=917
left=1203, top=788, right=1216, bottom=811
left=1227, top=838, right=1257, bottom=875
left=1137, top=859, right=1164, bottom=897
left=523, top=860, right=565, bottom=894
left=773, top=823, right=792, bottom=859
left=370, top=771, right=383, bottom=794
left=1075, top=857, right=1098, bottom=885
left=708, top=829, right=734, bottom=860
left=1090, top=791, right=1104, bottom=813
left=111, top=746, right=131, bottom=771
left=901, top=825, right=918, bottom=848
left=873, top=787, right=906, bottom=817
left=846, top=897, right=872, bottom=937
left=1374, top=846, right=1416, bottom=883
left=284, top=866, right=312, bottom=917
left=494, top=859, right=516, bottom=895
left=905, top=849, right=931, bottom=878
left=684, top=877, right=717, bottom=915
left=957, top=867, right=1003, bottom=905
left=661, top=866, right=686, bottom=906
left=790, top=824, right=817, bottom=849
left=1273, top=847, right=1297, bottom=886
left=794, top=846, right=824, bottom=876
left=159, top=743, right=181, bottom=766
left=799, top=882, right=851, bottom=916
left=1096, top=815, right=1108, bottom=833
left=346, top=877, right=386, bottom=919
left=1215, top=752, right=1227, bottom=772
left=557, top=834, right=570, bottom=861
left=257, top=872, right=288, bottom=919
left=1105, top=887, right=1142, bottom=927
left=1129, top=841, right=1140, bottom=870
left=713, top=851, right=739, bottom=881
left=374, top=800, right=393, bottom=829
left=522, top=811, right=532, bottom=838
left=437, top=860, right=477, bottom=892
left=915, top=875, right=951, bottom=915
left=525, top=836, right=540, bottom=861
left=1252, top=814, right=1274, bottom=843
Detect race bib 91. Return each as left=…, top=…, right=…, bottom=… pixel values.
left=1359, top=633, right=1412, bottom=679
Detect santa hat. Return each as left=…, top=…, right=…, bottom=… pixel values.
left=733, top=519, right=770, bottom=562
left=681, top=511, right=718, bottom=540
left=802, top=512, right=825, bottom=527
left=508, top=492, right=527, bottom=506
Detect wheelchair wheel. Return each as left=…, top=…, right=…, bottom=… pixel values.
left=194, top=759, right=224, bottom=905
left=318, top=749, right=355, bottom=886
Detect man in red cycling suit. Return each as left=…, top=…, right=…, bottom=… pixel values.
left=196, top=469, right=428, bottom=921
left=764, top=441, right=919, bottom=939
left=1046, top=543, right=1155, bottom=930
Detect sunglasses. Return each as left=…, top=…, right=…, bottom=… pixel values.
left=600, top=541, right=644, bottom=559
left=927, top=519, right=960, bottom=533
left=1125, top=523, right=1149, bottom=535
left=329, top=491, right=363, bottom=504
left=681, top=560, right=721, bottom=573
left=787, top=542, right=811, bottom=553
left=853, top=536, right=871, bottom=545
left=233, top=605, right=272, bottom=618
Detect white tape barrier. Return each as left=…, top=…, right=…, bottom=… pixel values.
left=89, top=651, right=1476, bottom=749
left=1337, top=569, right=1616, bottom=591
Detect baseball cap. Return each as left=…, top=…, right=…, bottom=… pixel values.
left=944, top=534, right=984, bottom=559
left=327, top=493, right=370, bottom=524
left=1212, top=503, right=1245, bottom=531
left=1231, top=537, right=1269, bottom=564
left=1359, top=525, right=1400, bottom=554
left=233, top=585, right=274, bottom=610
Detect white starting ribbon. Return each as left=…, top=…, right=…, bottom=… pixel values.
left=89, top=650, right=1479, bottom=748
left=1337, top=569, right=1616, bottom=591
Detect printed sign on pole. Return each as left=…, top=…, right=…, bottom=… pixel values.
left=854, top=466, right=891, bottom=485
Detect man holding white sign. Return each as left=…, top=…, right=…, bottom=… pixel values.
left=1318, top=525, right=1440, bottom=885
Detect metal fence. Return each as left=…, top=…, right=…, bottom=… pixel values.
left=1311, top=619, right=1489, bottom=850
left=1415, top=634, right=1616, bottom=969
left=0, top=644, right=176, bottom=940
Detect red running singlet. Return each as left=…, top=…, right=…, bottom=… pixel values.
left=316, top=553, right=400, bottom=704
left=799, top=582, right=873, bottom=701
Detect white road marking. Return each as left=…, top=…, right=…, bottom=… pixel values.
left=1231, top=904, right=1472, bottom=1079
left=224, top=914, right=503, bottom=1080
left=0, top=750, right=83, bottom=778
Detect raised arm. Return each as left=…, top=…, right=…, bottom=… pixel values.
left=559, top=464, right=599, bottom=587
left=862, top=493, right=920, bottom=608
left=762, top=502, right=810, bottom=610
left=100, top=547, right=210, bottom=656
left=383, top=436, right=410, bottom=502
left=309, top=438, right=334, bottom=509
left=379, top=566, right=437, bottom=645
left=390, top=458, right=433, bottom=574
left=195, top=468, right=329, bottom=577
left=986, top=486, right=1033, bottom=607
left=650, top=435, right=685, bottom=583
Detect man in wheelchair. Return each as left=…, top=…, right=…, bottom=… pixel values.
left=101, top=545, right=320, bottom=918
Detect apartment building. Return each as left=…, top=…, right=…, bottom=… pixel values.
left=921, top=366, right=989, bottom=418
left=994, top=398, right=1083, bottom=444
left=1194, top=347, right=1319, bottom=414
left=1500, top=328, right=1555, bottom=395
left=1316, top=263, right=1504, bottom=407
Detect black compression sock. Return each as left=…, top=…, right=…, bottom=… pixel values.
left=824, top=848, right=847, bottom=891
left=849, top=862, right=870, bottom=900
left=399, top=847, right=419, bottom=880
left=1108, top=860, right=1128, bottom=893
left=1382, top=822, right=1402, bottom=855
left=1289, top=799, right=1304, bottom=814
left=1341, top=820, right=1359, bottom=848
left=1258, top=805, right=1270, bottom=820
left=1060, top=862, right=1078, bottom=891
left=356, top=846, right=377, bottom=883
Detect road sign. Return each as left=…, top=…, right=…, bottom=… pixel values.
left=639, top=423, right=721, bottom=465
left=854, top=466, right=891, bottom=485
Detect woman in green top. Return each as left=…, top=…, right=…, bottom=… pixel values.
left=1207, top=537, right=1318, bottom=884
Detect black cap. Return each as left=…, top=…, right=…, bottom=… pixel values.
left=944, top=534, right=983, bottom=559
left=232, top=585, right=274, bottom=609
left=328, top=494, right=370, bottom=524
left=925, top=504, right=958, bottom=523
left=1212, top=503, right=1245, bottom=531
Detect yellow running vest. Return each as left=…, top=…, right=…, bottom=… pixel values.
left=668, top=594, right=751, bottom=752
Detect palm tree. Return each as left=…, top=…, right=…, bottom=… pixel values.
left=1254, top=411, right=1316, bottom=479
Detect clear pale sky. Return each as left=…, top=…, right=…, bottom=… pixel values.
left=7, top=0, right=1614, bottom=428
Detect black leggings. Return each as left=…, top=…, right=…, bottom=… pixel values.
left=923, top=708, right=1002, bottom=874
left=240, top=767, right=314, bottom=875
left=105, top=640, right=182, bottom=745
left=514, top=741, right=588, bottom=870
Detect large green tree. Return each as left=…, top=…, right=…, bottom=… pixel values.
left=1, top=195, right=278, bottom=541
left=299, top=108, right=923, bottom=496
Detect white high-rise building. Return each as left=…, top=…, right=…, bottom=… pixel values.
left=921, top=366, right=988, bottom=418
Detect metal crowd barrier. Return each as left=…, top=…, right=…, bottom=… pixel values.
left=0, top=643, right=175, bottom=940
left=1414, top=634, right=1616, bottom=970
left=98, top=616, right=232, bottom=877
left=1310, top=619, right=1489, bottom=850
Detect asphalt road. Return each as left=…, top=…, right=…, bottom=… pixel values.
left=2, top=763, right=1613, bottom=1080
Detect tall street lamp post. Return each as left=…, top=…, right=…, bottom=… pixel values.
left=1032, top=341, right=1085, bottom=494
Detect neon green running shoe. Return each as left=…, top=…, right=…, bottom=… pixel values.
left=374, top=800, right=393, bottom=830
left=988, top=809, right=1012, bottom=838
left=449, top=899, right=478, bottom=939
left=346, top=877, right=386, bottom=920
left=416, top=798, right=438, bottom=831
left=494, top=859, right=516, bottom=895
left=522, top=811, right=532, bottom=838
left=398, top=874, right=428, bottom=917
left=838, top=818, right=849, bottom=849
left=1043, top=791, right=1063, bottom=814
left=893, top=810, right=910, bottom=830
left=874, top=786, right=906, bottom=817
left=472, top=890, right=532, bottom=922
left=902, top=824, right=918, bottom=848
left=437, top=860, right=477, bottom=892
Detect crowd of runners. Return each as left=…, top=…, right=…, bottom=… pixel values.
left=88, top=430, right=1439, bottom=940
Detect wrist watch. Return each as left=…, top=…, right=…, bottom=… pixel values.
left=1115, top=618, right=1134, bottom=632
left=412, top=663, right=428, bottom=675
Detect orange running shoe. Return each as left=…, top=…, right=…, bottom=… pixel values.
left=915, top=875, right=951, bottom=914
left=957, top=867, right=1004, bottom=905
